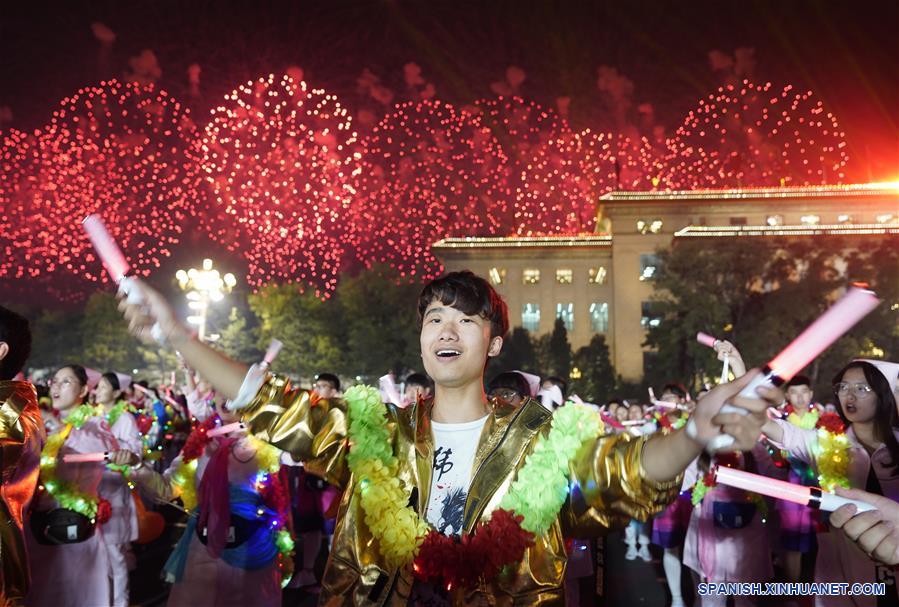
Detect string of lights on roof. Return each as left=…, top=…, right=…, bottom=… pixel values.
left=674, top=224, right=899, bottom=238
left=432, top=235, right=613, bottom=249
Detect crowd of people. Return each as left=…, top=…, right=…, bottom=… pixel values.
left=0, top=269, right=897, bottom=607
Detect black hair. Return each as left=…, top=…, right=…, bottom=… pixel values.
left=101, top=372, right=121, bottom=392
left=785, top=375, right=812, bottom=389
left=661, top=383, right=688, bottom=400
left=316, top=372, right=340, bottom=392
left=605, top=398, right=624, bottom=407
left=418, top=271, right=509, bottom=339
left=543, top=376, right=568, bottom=398
left=58, top=364, right=88, bottom=388
left=0, top=306, right=32, bottom=380
left=832, top=361, right=899, bottom=475
left=487, top=371, right=531, bottom=399
left=404, top=373, right=433, bottom=391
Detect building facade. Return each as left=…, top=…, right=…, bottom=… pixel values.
left=432, top=183, right=899, bottom=381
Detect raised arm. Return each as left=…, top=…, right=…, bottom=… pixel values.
left=119, top=279, right=247, bottom=399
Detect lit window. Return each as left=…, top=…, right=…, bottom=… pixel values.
left=556, top=303, right=574, bottom=331
left=639, top=254, right=659, bottom=281
left=556, top=269, right=573, bottom=284
left=766, top=215, right=783, bottom=226
left=590, top=302, right=609, bottom=333
left=488, top=267, right=506, bottom=285
left=838, top=214, right=853, bottom=223
left=877, top=214, right=896, bottom=224
left=800, top=215, right=820, bottom=225
left=729, top=217, right=747, bottom=226
left=588, top=267, right=607, bottom=285
left=522, top=269, right=541, bottom=285
left=522, top=303, right=540, bottom=332
left=641, top=301, right=663, bottom=329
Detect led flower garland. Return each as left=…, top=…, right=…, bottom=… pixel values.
left=343, top=384, right=603, bottom=590
left=813, top=412, right=849, bottom=492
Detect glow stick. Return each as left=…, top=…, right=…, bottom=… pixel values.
left=720, top=353, right=730, bottom=383
left=82, top=214, right=164, bottom=342
left=261, top=339, right=283, bottom=369
left=63, top=452, right=108, bottom=463
left=715, top=465, right=875, bottom=513
left=207, top=422, right=245, bottom=437
left=696, top=332, right=719, bottom=348
left=648, top=387, right=688, bottom=411
left=738, top=286, right=880, bottom=399
left=379, top=374, right=403, bottom=407
left=709, top=286, right=881, bottom=451
left=621, top=420, right=644, bottom=426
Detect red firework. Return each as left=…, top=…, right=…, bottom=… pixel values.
left=665, top=80, right=849, bottom=188
left=1, top=128, right=49, bottom=282
left=195, top=74, right=359, bottom=296
left=353, top=99, right=509, bottom=280
left=35, top=80, right=198, bottom=292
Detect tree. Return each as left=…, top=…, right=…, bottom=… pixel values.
left=338, top=268, right=423, bottom=379
left=544, top=317, right=572, bottom=380
left=80, top=292, right=146, bottom=372
left=645, top=236, right=898, bottom=395
left=489, top=327, right=538, bottom=377
left=570, top=334, right=617, bottom=403
left=217, top=306, right=263, bottom=364
left=28, top=308, right=84, bottom=371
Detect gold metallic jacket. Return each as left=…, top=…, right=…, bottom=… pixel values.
left=243, top=374, right=681, bottom=606
left=0, top=382, right=43, bottom=605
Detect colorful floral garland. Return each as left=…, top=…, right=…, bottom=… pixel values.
left=344, top=385, right=603, bottom=591
left=170, top=418, right=295, bottom=585
left=813, top=412, right=849, bottom=492
left=38, top=405, right=111, bottom=523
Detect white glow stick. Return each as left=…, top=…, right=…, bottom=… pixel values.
left=715, top=465, right=875, bottom=513
left=82, top=214, right=164, bottom=342
left=621, top=420, right=644, bottom=426
left=261, top=339, right=283, bottom=369
left=709, top=286, right=881, bottom=451
left=63, top=452, right=108, bottom=463
left=207, top=422, right=245, bottom=437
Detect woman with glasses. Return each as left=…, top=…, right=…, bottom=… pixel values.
left=761, top=360, right=899, bottom=607
left=26, top=365, right=135, bottom=607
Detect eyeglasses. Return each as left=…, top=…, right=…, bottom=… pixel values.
left=833, top=382, right=874, bottom=398
left=489, top=389, right=521, bottom=402
left=48, top=378, right=78, bottom=389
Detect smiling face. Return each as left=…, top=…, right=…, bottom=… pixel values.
left=420, top=302, right=503, bottom=390
left=627, top=404, right=644, bottom=421
left=836, top=366, right=878, bottom=424
left=95, top=377, right=120, bottom=406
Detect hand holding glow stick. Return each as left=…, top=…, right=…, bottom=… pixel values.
left=648, top=387, right=688, bottom=411
left=697, top=332, right=719, bottom=348
left=715, top=465, right=875, bottom=513
left=63, top=452, right=108, bottom=463
left=82, top=214, right=165, bottom=342
left=207, top=422, right=245, bottom=437
left=261, top=339, right=283, bottom=369
left=708, top=286, right=880, bottom=451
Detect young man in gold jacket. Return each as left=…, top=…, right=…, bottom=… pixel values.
left=121, top=271, right=776, bottom=605
left=0, top=306, right=44, bottom=606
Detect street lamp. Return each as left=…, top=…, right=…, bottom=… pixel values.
left=175, top=258, right=237, bottom=342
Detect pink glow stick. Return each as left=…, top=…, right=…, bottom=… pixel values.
left=207, top=422, right=245, bottom=437
left=715, top=465, right=875, bottom=513
left=738, top=286, right=881, bottom=398
left=63, top=452, right=108, bottom=463
left=82, top=215, right=130, bottom=282
left=621, top=420, right=644, bottom=426
left=379, top=374, right=404, bottom=407
left=261, top=339, right=283, bottom=368
left=696, top=332, right=719, bottom=348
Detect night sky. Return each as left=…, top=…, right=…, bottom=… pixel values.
left=2, top=0, right=897, bottom=180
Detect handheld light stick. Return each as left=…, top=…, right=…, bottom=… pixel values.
left=207, top=422, right=245, bottom=437
left=648, top=387, right=688, bottom=411
left=260, top=339, right=282, bottom=370
left=133, top=383, right=181, bottom=410
left=696, top=332, right=730, bottom=382
left=621, top=420, right=644, bottom=427
left=82, top=215, right=164, bottom=342
left=63, top=452, right=108, bottom=463
left=708, top=287, right=881, bottom=451
left=379, top=374, right=403, bottom=407
left=715, top=465, right=875, bottom=513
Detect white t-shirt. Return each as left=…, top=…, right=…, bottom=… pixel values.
left=424, top=415, right=488, bottom=536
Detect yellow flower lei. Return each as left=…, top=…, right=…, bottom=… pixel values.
left=814, top=428, right=851, bottom=492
